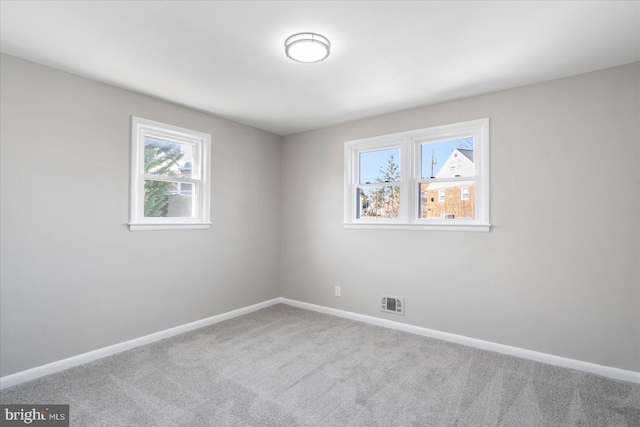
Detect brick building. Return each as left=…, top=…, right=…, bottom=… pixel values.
left=420, top=148, right=475, bottom=219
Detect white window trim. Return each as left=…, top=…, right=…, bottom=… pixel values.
left=129, top=117, right=211, bottom=231
left=344, top=118, right=490, bottom=232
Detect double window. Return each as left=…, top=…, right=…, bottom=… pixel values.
left=129, top=117, right=211, bottom=230
left=344, top=118, right=490, bottom=231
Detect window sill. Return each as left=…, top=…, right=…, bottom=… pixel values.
left=343, top=223, right=491, bottom=232
left=129, top=222, right=212, bottom=231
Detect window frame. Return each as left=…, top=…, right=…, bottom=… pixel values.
left=344, top=118, right=490, bottom=232
left=349, top=138, right=409, bottom=224
left=129, top=117, right=211, bottom=231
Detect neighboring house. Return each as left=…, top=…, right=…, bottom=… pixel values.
left=420, top=149, right=475, bottom=219
left=167, top=162, right=194, bottom=217
left=169, top=162, right=193, bottom=195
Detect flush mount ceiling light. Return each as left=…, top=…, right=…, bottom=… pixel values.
left=285, top=32, right=330, bottom=63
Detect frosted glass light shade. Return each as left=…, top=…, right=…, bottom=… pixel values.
left=285, top=33, right=330, bottom=63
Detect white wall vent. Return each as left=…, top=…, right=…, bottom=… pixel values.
left=381, top=295, right=404, bottom=315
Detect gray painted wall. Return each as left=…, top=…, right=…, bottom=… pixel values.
left=0, top=54, right=282, bottom=376
left=281, top=63, right=640, bottom=372
left=2, top=53, right=638, bottom=377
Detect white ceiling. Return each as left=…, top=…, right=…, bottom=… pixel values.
left=1, top=1, right=638, bottom=136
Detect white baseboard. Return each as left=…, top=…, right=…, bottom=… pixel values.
left=279, top=298, right=640, bottom=384
left=0, top=298, right=281, bottom=390
left=2, top=296, right=638, bottom=389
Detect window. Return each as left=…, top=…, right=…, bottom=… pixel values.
left=344, top=118, right=490, bottom=231
left=356, top=147, right=401, bottom=220
left=129, top=117, right=211, bottom=230
left=461, top=186, right=470, bottom=201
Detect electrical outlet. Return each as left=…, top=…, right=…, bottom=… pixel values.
left=335, top=286, right=341, bottom=297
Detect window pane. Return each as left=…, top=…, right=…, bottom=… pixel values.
left=144, top=180, right=193, bottom=218
left=359, top=148, right=400, bottom=184
left=144, top=137, right=194, bottom=178
left=177, top=182, right=193, bottom=195
left=420, top=138, right=474, bottom=179
left=419, top=181, right=475, bottom=219
left=357, top=185, right=400, bottom=219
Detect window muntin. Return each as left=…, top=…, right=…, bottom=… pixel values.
left=130, top=117, right=211, bottom=230
left=344, top=119, right=489, bottom=231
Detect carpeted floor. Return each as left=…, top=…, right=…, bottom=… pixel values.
left=1, top=304, right=639, bottom=426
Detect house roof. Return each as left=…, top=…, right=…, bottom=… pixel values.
left=457, top=149, right=474, bottom=163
